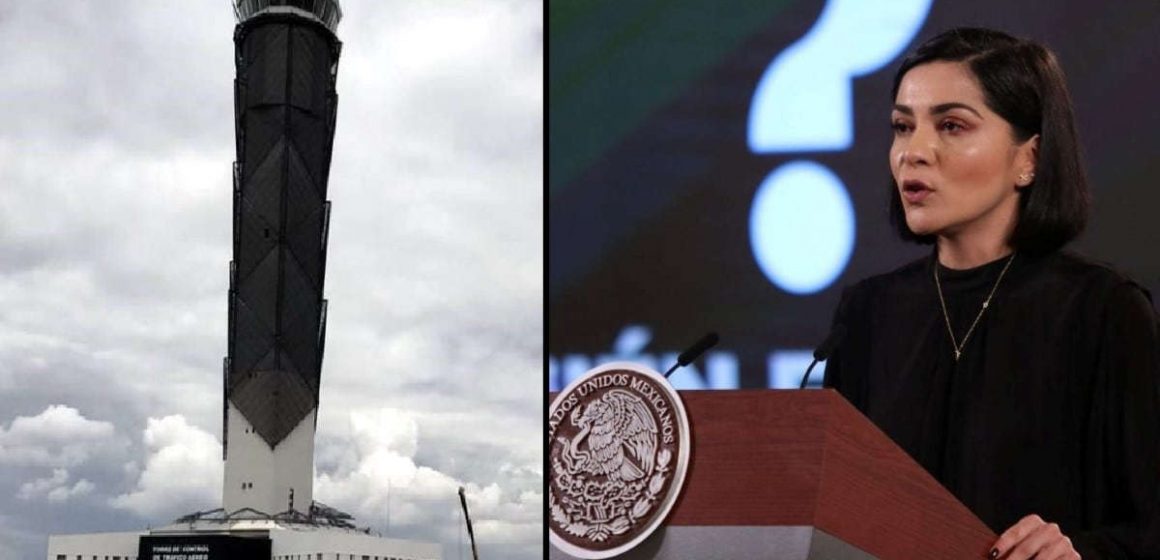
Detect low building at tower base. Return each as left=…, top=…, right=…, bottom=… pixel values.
left=47, top=505, right=441, bottom=560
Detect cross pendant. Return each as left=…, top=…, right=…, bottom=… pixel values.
left=954, top=349, right=961, bottom=361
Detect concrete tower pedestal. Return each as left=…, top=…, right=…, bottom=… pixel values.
left=222, top=403, right=315, bottom=515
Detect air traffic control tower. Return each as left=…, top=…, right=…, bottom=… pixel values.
left=46, top=2, right=441, bottom=558
left=221, top=0, right=341, bottom=517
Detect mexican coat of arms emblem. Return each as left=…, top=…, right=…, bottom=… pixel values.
left=548, top=362, right=692, bottom=559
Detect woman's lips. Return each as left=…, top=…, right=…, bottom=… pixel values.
left=901, top=179, right=933, bottom=203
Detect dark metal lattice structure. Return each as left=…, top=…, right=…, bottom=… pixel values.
left=174, top=501, right=359, bottom=530
left=225, top=0, right=342, bottom=451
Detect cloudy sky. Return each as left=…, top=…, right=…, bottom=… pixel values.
left=0, top=2, right=542, bottom=559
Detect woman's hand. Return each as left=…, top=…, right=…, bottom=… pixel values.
left=990, top=514, right=1080, bottom=559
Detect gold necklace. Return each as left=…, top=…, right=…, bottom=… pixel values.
left=933, top=252, right=1016, bottom=361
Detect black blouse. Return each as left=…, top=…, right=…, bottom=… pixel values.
left=823, top=251, right=1160, bottom=559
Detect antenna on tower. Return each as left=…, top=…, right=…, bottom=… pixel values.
left=456, top=499, right=463, bottom=560
left=458, top=486, right=480, bottom=560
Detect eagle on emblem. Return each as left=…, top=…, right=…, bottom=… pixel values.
left=561, top=388, right=659, bottom=482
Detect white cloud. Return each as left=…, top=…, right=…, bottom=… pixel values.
left=110, top=415, right=222, bottom=520
left=315, top=408, right=452, bottom=519
left=315, top=407, right=542, bottom=550
left=18, top=468, right=94, bottom=503
left=458, top=483, right=542, bottom=551
left=0, top=405, right=118, bottom=468
left=351, top=408, right=420, bottom=462
left=17, top=468, right=92, bottom=502
left=48, top=478, right=95, bottom=503
left=16, top=468, right=67, bottom=500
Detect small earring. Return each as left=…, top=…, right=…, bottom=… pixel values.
left=1019, top=173, right=1034, bottom=185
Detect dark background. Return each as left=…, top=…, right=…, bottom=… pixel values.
left=138, top=534, right=271, bottom=560
left=548, top=1, right=1160, bottom=390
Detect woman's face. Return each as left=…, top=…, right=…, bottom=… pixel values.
left=890, top=61, right=1037, bottom=241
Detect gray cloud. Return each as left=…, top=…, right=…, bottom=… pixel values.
left=17, top=468, right=94, bottom=502
left=109, top=415, right=223, bottom=520
left=0, top=405, right=123, bottom=468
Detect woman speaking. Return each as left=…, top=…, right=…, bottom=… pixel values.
left=823, top=28, right=1160, bottom=559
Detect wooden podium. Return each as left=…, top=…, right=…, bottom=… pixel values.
left=549, top=389, right=996, bottom=559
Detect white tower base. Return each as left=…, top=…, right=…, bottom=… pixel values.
left=223, top=402, right=315, bottom=515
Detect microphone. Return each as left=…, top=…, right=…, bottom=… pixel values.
left=798, top=324, right=846, bottom=389
left=664, top=332, right=720, bottom=378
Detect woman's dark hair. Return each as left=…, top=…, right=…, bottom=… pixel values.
left=888, top=27, right=1089, bottom=254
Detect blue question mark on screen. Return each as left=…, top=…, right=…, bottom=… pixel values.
left=747, top=0, right=931, bottom=294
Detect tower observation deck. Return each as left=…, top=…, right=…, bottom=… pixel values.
left=224, top=0, right=342, bottom=516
